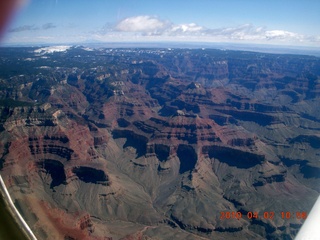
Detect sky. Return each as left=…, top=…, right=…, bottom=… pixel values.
left=3, top=0, right=320, bottom=47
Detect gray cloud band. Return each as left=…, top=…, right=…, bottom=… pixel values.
left=9, top=23, right=56, bottom=32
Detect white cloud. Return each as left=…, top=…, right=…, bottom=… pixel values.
left=34, top=45, right=71, bottom=54
left=115, top=16, right=169, bottom=34
left=204, top=24, right=267, bottom=41
left=170, top=23, right=205, bottom=34
left=115, top=16, right=205, bottom=36
left=265, top=30, right=301, bottom=40
left=112, top=16, right=314, bottom=44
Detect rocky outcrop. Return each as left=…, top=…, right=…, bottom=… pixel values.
left=253, top=173, right=286, bottom=187
left=176, top=144, right=198, bottom=174
left=29, top=143, right=74, bottom=161
left=154, top=144, right=170, bottom=162
left=37, top=159, right=66, bottom=188
left=216, top=109, right=280, bottom=126
left=300, top=164, right=320, bottom=179
left=112, top=129, right=148, bottom=157
left=203, top=145, right=265, bottom=168
left=289, top=135, right=320, bottom=149
left=281, top=157, right=320, bottom=179
left=72, top=166, right=109, bottom=185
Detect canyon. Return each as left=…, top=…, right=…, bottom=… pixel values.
left=0, top=46, right=319, bottom=239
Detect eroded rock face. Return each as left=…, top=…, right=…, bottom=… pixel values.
left=176, top=144, right=197, bottom=174
left=0, top=47, right=319, bottom=239
left=204, top=145, right=265, bottom=168
left=154, top=144, right=170, bottom=162
left=37, top=159, right=66, bottom=188
left=72, top=166, right=109, bottom=185
left=112, top=129, right=148, bottom=157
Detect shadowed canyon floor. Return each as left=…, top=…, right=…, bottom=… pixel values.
left=0, top=46, right=319, bottom=239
